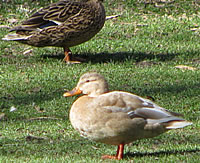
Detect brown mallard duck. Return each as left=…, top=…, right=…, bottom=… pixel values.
left=63, top=72, right=192, bottom=160
left=2, top=0, right=106, bottom=63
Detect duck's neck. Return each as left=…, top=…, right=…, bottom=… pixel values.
left=88, top=82, right=109, bottom=97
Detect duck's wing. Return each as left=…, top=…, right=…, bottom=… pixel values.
left=10, top=0, right=82, bottom=31
left=98, top=91, right=192, bottom=129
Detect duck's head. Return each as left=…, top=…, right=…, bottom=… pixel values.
left=63, top=72, right=109, bottom=97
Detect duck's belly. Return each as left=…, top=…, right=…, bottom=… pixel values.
left=27, top=22, right=104, bottom=47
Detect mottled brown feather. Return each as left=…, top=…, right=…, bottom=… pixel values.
left=4, top=0, right=106, bottom=49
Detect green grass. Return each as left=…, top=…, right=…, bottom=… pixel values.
left=0, top=0, right=200, bottom=162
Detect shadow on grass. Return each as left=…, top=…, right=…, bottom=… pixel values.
left=2, top=49, right=199, bottom=65
left=0, top=137, right=199, bottom=159
left=125, top=148, right=200, bottom=159
left=41, top=51, right=179, bottom=63
left=134, top=82, right=200, bottom=97
left=1, top=50, right=199, bottom=117
left=0, top=137, right=89, bottom=157
left=0, top=88, right=67, bottom=118
left=1, top=78, right=199, bottom=111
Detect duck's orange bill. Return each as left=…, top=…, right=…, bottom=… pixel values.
left=63, top=88, right=82, bottom=97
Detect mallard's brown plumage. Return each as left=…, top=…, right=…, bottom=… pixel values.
left=2, top=0, right=105, bottom=63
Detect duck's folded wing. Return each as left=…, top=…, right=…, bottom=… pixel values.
left=10, top=0, right=81, bottom=31
left=100, top=91, right=178, bottom=117
left=100, top=92, right=192, bottom=128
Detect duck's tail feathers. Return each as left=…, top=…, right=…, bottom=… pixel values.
left=166, top=120, right=192, bottom=129
left=148, top=116, right=192, bottom=129
left=2, top=34, right=29, bottom=41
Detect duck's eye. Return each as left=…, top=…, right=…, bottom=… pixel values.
left=85, top=79, right=96, bottom=83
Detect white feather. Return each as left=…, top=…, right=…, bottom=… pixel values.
left=166, top=121, right=192, bottom=129
left=2, top=34, right=30, bottom=41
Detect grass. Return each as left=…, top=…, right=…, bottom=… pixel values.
left=0, top=0, right=200, bottom=162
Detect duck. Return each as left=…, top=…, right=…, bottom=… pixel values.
left=2, top=0, right=106, bottom=63
left=63, top=72, right=192, bottom=160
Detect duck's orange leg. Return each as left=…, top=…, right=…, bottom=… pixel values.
left=63, top=47, right=84, bottom=64
left=63, top=47, right=71, bottom=62
left=102, top=144, right=124, bottom=160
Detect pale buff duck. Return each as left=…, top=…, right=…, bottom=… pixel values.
left=63, top=72, right=192, bottom=160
